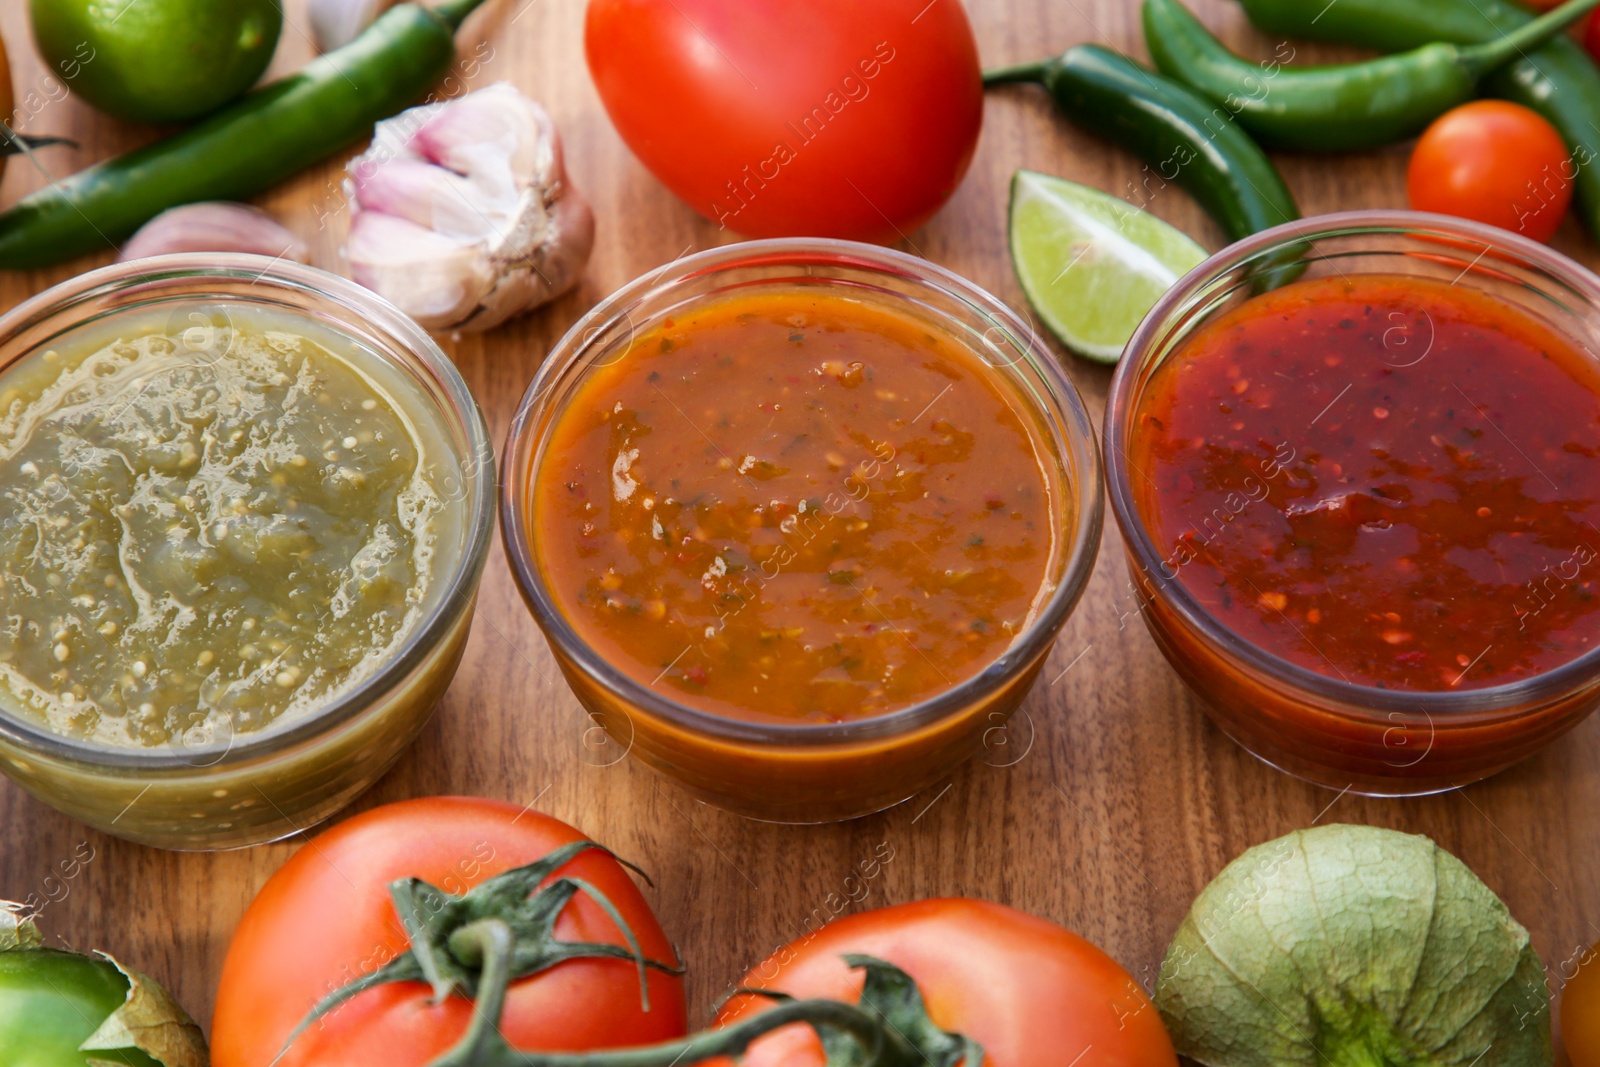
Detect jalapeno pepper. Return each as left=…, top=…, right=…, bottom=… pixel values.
left=0, top=0, right=486, bottom=269
left=1232, top=0, right=1600, bottom=242
left=1145, top=0, right=1599, bottom=153
left=985, top=44, right=1299, bottom=245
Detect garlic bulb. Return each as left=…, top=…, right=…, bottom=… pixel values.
left=308, top=0, right=396, bottom=52
left=343, top=83, right=595, bottom=333
left=120, top=203, right=310, bottom=264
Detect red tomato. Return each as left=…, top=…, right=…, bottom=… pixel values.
left=706, top=899, right=1177, bottom=1067
left=584, top=0, right=983, bottom=242
left=211, top=798, right=686, bottom=1067
left=1566, top=941, right=1600, bottom=1067
left=1407, top=100, right=1574, bottom=243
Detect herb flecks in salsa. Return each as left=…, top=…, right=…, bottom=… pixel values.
left=534, top=290, right=1058, bottom=724
left=1133, top=273, right=1600, bottom=691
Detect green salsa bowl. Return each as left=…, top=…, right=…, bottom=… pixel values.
left=0, top=255, right=494, bottom=850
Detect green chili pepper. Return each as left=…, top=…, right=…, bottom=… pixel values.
left=985, top=44, right=1299, bottom=246
left=1231, top=0, right=1600, bottom=241
left=1145, top=0, right=1599, bottom=153
left=0, top=0, right=487, bottom=269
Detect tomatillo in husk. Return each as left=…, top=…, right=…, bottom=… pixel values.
left=0, top=902, right=207, bottom=1067
left=1157, top=824, right=1551, bottom=1067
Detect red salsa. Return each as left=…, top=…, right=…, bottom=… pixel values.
left=533, top=289, right=1058, bottom=724
left=1132, top=273, right=1600, bottom=691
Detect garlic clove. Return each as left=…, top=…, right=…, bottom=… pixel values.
left=412, top=85, right=556, bottom=186
left=349, top=159, right=489, bottom=238
left=120, top=203, right=310, bottom=264
left=309, top=0, right=395, bottom=53
left=346, top=212, right=494, bottom=330
left=342, top=83, right=594, bottom=333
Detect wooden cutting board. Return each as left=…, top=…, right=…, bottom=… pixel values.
left=1, top=0, right=1594, bottom=1057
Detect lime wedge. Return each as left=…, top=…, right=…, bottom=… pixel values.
left=1009, top=169, right=1208, bottom=364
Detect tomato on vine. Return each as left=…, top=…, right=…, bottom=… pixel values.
left=210, top=797, right=686, bottom=1067
left=708, top=898, right=1176, bottom=1067
left=379, top=896, right=1175, bottom=1067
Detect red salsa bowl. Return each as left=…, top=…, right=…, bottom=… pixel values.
left=504, top=239, right=1102, bottom=822
left=1107, top=211, right=1600, bottom=795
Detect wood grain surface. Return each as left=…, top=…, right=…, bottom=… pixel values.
left=1, top=0, right=1596, bottom=1058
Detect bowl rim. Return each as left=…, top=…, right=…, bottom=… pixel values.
left=1106, top=208, right=1600, bottom=723
left=502, top=236, right=1104, bottom=746
left=0, top=253, right=496, bottom=771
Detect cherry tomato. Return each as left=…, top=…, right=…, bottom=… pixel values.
left=584, top=0, right=983, bottom=242
left=1566, top=941, right=1600, bottom=1067
left=1407, top=100, right=1574, bottom=243
left=211, top=798, right=686, bottom=1067
left=707, top=898, right=1177, bottom=1067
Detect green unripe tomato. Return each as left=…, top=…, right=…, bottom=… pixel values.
left=30, top=0, right=283, bottom=125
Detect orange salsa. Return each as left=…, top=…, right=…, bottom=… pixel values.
left=532, top=289, right=1058, bottom=724
left=1132, top=273, right=1600, bottom=692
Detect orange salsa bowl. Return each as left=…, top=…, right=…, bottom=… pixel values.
left=1107, top=210, right=1600, bottom=796
left=503, top=239, right=1101, bottom=822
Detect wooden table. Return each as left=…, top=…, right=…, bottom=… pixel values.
left=2, top=0, right=1596, bottom=1058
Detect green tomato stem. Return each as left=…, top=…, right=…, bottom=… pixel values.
left=429, top=921, right=947, bottom=1067
left=279, top=843, right=682, bottom=1058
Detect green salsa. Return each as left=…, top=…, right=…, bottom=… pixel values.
left=0, top=307, right=458, bottom=748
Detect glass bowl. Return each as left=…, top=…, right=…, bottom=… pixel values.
left=0, top=255, right=495, bottom=849
left=503, top=239, right=1102, bottom=822
left=1107, top=210, right=1600, bottom=795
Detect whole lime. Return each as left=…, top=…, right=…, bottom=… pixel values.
left=31, top=0, right=283, bottom=125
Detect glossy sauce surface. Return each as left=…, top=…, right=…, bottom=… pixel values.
left=1132, top=274, right=1600, bottom=691
left=0, top=307, right=459, bottom=748
left=533, top=289, right=1058, bottom=724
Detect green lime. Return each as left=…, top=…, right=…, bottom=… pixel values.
left=1009, top=169, right=1208, bottom=364
left=31, top=0, right=283, bottom=125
